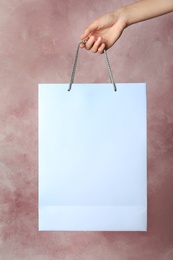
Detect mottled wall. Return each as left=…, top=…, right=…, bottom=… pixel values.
left=0, top=0, right=173, bottom=259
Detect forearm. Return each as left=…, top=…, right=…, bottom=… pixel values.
left=117, top=0, right=173, bottom=27
left=80, top=0, right=173, bottom=53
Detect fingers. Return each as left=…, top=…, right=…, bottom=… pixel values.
left=98, top=43, right=106, bottom=54
left=80, top=20, right=106, bottom=53
left=80, top=42, right=87, bottom=49
left=84, top=36, right=95, bottom=50
left=80, top=36, right=105, bottom=54
left=85, top=36, right=100, bottom=52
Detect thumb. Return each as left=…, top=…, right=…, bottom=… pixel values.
left=80, top=22, right=98, bottom=39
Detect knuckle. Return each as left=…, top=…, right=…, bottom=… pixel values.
left=91, top=48, right=97, bottom=53
left=98, top=48, right=103, bottom=54
left=85, top=44, right=91, bottom=50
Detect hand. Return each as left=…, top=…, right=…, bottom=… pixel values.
left=80, top=0, right=173, bottom=54
left=80, top=11, right=127, bottom=54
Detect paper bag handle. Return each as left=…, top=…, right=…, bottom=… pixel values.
left=68, top=40, right=117, bottom=92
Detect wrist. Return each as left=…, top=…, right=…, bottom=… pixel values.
left=112, top=7, right=130, bottom=29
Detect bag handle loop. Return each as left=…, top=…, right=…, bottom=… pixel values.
left=68, top=40, right=117, bottom=92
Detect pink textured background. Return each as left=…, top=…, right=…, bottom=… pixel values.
left=0, top=0, right=173, bottom=259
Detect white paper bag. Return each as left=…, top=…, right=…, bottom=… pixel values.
left=38, top=83, right=147, bottom=231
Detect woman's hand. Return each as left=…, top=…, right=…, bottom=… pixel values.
left=80, top=11, right=127, bottom=54
left=80, top=0, right=173, bottom=54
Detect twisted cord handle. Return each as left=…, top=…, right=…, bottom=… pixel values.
left=68, top=41, right=117, bottom=92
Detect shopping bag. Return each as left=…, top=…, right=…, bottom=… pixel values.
left=39, top=42, right=147, bottom=231
left=39, top=82, right=147, bottom=231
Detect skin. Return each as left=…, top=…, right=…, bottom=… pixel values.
left=80, top=0, right=173, bottom=54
